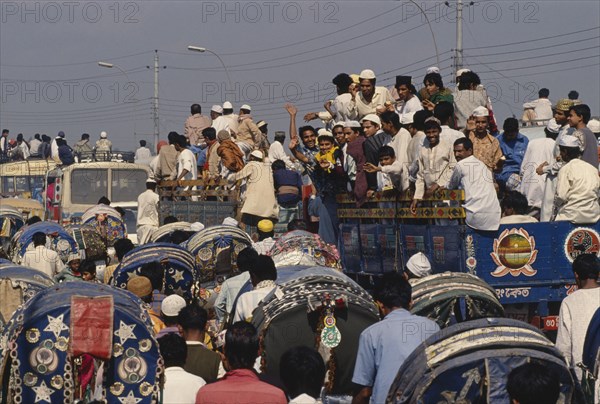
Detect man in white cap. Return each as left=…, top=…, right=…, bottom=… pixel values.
left=468, top=106, right=503, bottom=173
left=553, top=133, right=600, bottom=224
left=587, top=119, right=600, bottom=139
left=404, top=252, right=432, bottom=279
left=353, top=69, right=393, bottom=120
left=137, top=179, right=160, bottom=244
left=222, top=217, right=239, bottom=227
left=447, top=137, right=501, bottom=231
left=95, top=131, right=112, bottom=161
left=156, top=294, right=187, bottom=338
left=222, top=101, right=239, bottom=133
left=519, top=119, right=558, bottom=217
left=210, top=105, right=230, bottom=133
left=344, top=120, right=369, bottom=205
left=229, top=149, right=279, bottom=226
left=361, top=113, right=392, bottom=198
left=537, top=99, right=582, bottom=222
left=50, top=131, right=65, bottom=162
left=236, top=104, right=262, bottom=155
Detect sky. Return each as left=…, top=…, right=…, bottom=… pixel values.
left=1, top=0, right=599, bottom=151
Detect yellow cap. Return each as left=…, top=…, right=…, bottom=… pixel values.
left=257, top=219, right=274, bottom=232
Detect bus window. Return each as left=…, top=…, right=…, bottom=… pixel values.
left=111, top=169, right=148, bottom=203
left=71, top=169, right=108, bottom=204
left=1, top=177, right=15, bottom=194
left=15, top=177, right=29, bottom=193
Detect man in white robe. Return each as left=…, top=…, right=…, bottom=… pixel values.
left=553, top=134, right=600, bottom=224
left=447, top=137, right=501, bottom=231
left=410, top=118, right=456, bottom=214
left=136, top=180, right=160, bottom=244
left=519, top=120, right=558, bottom=215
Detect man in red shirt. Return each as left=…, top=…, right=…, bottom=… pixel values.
left=195, top=321, right=287, bottom=404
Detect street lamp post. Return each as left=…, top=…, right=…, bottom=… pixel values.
left=187, top=46, right=233, bottom=91
left=98, top=61, right=144, bottom=152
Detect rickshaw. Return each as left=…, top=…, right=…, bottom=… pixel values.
left=387, top=318, right=583, bottom=403
left=0, top=262, right=55, bottom=327
left=111, top=242, right=198, bottom=301
left=251, top=266, right=379, bottom=399
left=64, top=224, right=108, bottom=263
left=0, top=198, right=45, bottom=221
left=0, top=206, right=25, bottom=256
left=8, top=221, right=78, bottom=264
left=149, top=221, right=194, bottom=244
left=409, top=272, right=505, bottom=328
left=0, top=282, right=163, bottom=403
left=185, top=225, right=253, bottom=297
left=81, top=204, right=127, bottom=247
left=267, top=230, right=342, bottom=270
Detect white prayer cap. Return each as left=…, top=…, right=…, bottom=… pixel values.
left=161, top=294, right=186, bottom=316
left=361, top=114, right=381, bottom=127
left=317, top=128, right=334, bottom=140
left=426, top=66, right=440, bottom=74
left=472, top=106, right=489, bottom=117
left=250, top=150, right=264, bottom=160
left=222, top=101, right=233, bottom=109
left=190, top=222, right=205, bottom=232
left=546, top=118, right=561, bottom=134
left=146, top=178, right=156, bottom=184
left=401, top=112, right=415, bottom=125
left=558, top=134, right=582, bottom=149
left=456, top=68, right=471, bottom=78
left=406, top=252, right=431, bottom=278
left=523, top=102, right=536, bottom=109
left=587, top=119, right=600, bottom=134
left=240, top=104, right=251, bottom=111
left=359, top=69, right=376, bottom=80
left=222, top=217, right=238, bottom=227
left=344, top=120, right=361, bottom=129
left=100, top=131, right=108, bottom=138
left=211, top=105, right=223, bottom=114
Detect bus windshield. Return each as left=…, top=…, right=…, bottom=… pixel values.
left=111, top=169, right=148, bottom=203
left=71, top=169, right=109, bottom=204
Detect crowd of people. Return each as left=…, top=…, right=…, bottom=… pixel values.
left=0, top=129, right=120, bottom=164
left=130, top=67, right=600, bottom=246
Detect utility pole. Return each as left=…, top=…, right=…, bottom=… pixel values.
left=153, top=50, right=159, bottom=154
left=455, top=0, right=463, bottom=76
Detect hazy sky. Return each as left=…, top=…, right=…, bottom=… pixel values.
left=1, top=0, right=599, bottom=150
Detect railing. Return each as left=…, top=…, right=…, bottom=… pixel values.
left=336, top=189, right=466, bottom=220
left=157, top=178, right=240, bottom=201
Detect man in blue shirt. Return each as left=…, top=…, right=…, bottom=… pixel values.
left=352, top=273, right=440, bottom=404
left=496, top=117, right=529, bottom=192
